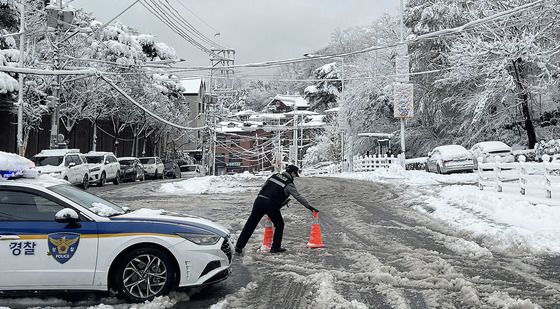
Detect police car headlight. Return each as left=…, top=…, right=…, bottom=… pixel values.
left=90, top=167, right=101, bottom=172
left=177, top=233, right=221, bottom=245
left=49, top=172, right=62, bottom=176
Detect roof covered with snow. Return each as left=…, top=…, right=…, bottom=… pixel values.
left=268, top=95, right=309, bottom=108
left=180, top=79, right=204, bottom=94
left=472, top=141, right=512, bottom=152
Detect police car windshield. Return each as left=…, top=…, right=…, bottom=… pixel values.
left=85, top=156, right=104, bottom=164
left=119, top=159, right=134, bottom=166
left=33, top=156, right=63, bottom=166
left=49, top=184, right=125, bottom=217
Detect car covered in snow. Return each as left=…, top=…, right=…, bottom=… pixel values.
left=84, top=151, right=121, bottom=186
left=426, top=145, right=474, bottom=174
left=0, top=154, right=233, bottom=302
left=163, top=160, right=182, bottom=179
left=118, top=157, right=145, bottom=182
left=139, top=156, right=165, bottom=179
left=469, top=141, right=514, bottom=169
left=31, top=149, right=90, bottom=189
left=179, top=164, right=203, bottom=178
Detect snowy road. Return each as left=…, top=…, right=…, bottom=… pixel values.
left=92, top=176, right=559, bottom=308
left=3, top=176, right=559, bottom=308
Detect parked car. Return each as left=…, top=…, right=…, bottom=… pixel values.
left=139, top=156, right=165, bottom=179
left=163, top=160, right=182, bottom=179
left=0, top=153, right=233, bottom=302
left=85, top=152, right=121, bottom=186
left=426, top=145, right=474, bottom=174
left=470, top=141, right=514, bottom=169
left=118, top=157, right=145, bottom=182
left=32, top=149, right=90, bottom=189
left=179, top=164, right=202, bottom=178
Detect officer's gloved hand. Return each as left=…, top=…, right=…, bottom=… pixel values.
left=309, top=206, right=319, bottom=213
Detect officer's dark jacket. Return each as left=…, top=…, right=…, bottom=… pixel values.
left=257, top=172, right=312, bottom=210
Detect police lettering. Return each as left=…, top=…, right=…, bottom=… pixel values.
left=24, top=241, right=36, bottom=255
left=9, top=241, right=36, bottom=256
left=9, top=242, right=21, bottom=256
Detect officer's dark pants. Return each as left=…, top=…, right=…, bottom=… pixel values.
left=236, top=196, right=284, bottom=250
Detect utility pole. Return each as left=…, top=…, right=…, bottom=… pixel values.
left=16, top=1, right=25, bottom=156
left=400, top=0, right=406, bottom=164
left=209, top=48, right=235, bottom=175
left=292, top=113, right=298, bottom=165
left=48, top=0, right=63, bottom=149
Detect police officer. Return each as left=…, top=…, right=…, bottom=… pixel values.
left=235, top=165, right=318, bottom=254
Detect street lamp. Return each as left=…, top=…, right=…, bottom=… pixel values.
left=303, top=53, right=350, bottom=171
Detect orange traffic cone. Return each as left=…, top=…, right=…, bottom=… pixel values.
left=261, top=215, right=274, bottom=250
left=307, top=211, right=325, bottom=248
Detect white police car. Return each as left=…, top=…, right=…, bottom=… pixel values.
left=0, top=152, right=233, bottom=302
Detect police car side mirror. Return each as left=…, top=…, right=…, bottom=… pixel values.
left=68, top=162, right=76, bottom=168
left=55, top=208, right=80, bottom=224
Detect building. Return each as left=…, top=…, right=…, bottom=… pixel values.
left=180, top=78, right=208, bottom=163
left=213, top=121, right=274, bottom=175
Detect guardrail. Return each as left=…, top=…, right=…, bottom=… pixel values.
left=478, top=154, right=560, bottom=199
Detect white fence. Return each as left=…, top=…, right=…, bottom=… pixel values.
left=307, top=154, right=397, bottom=175
left=478, top=155, right=560, bottom=199
left=353, top=154, right=397, bottom=172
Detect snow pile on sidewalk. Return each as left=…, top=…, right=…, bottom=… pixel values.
left=334, top=165, right=477, bottom=186
left=159, top=172, right=266, bottom=195
left=331, top=167, right=560, bottom=254
left=420, top=185, right=560, bottom=254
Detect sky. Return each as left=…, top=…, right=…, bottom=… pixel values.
left=72, top=0, right=399, bottom=71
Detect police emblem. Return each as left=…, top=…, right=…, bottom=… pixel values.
left=47, top=233, right=80, bottom=264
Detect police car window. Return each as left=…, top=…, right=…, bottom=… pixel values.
left=49, top=184, right=125, bottom=217
left=0, top=190, right=64, bottom=221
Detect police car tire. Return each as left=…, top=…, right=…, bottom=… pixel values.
left=114, top=247, right=177, bottom=302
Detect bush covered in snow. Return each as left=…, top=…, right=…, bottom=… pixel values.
left=535, top=139, right=560, bottom=161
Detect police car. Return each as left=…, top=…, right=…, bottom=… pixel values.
left=0, top=152, right=233, bottom=302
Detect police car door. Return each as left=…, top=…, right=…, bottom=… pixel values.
left=0, top=187, right=98, bottom=289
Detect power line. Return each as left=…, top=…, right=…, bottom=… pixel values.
left=157, top=0, right=223, bottom=48
left=139, top=0, right=216, bottom=57
left=172, top=0, right=220, bottom=34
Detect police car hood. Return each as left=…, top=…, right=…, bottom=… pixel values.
left=111, top=208, right=229, bottom=237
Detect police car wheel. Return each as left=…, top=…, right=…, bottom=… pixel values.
left=115, top=247, right=176, bottom=302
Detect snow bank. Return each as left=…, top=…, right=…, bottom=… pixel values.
left=335, top=167, right=477, bottom=186
left=421, top=185, right=560, bottom=254
left=159, top=173, right=266, bottom=195
left=332, top=168, right=560, bottom=254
